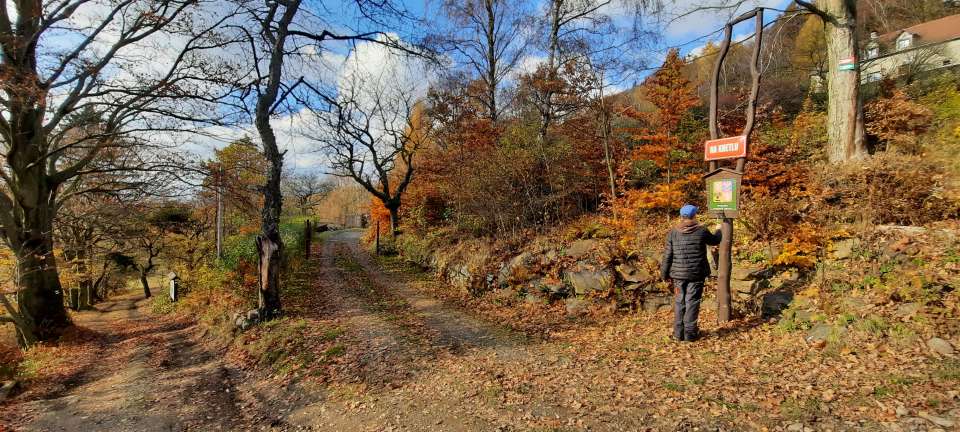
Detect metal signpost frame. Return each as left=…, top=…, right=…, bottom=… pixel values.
left=707, top=7, right=764, bottom=323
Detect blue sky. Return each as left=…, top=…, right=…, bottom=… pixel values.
left=275, top=0, right=799, bottom=173
left=395, top=0, right=795, bottom=80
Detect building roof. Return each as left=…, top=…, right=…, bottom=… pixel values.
left=878, top=14, right=960, bottom=46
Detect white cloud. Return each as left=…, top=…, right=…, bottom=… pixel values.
left=658, top=0, right=791, bottom=41
left=511, top=55, right=546, bottom=80
left=181, top=36, right=432, bottom=177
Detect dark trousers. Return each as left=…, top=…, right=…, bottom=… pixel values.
left=673, top=279, right=704, bottom=340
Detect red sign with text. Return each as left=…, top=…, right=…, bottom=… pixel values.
left=704, top=135, right=747, bottom=161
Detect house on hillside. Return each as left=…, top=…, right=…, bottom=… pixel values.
left=861, top=14, right=960, bottom=83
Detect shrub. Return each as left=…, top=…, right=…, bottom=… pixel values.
left=865, top=86, right=934, bottom=154
left=221, top=221, right=308, bottom=270
left=814, top=154, right=958, bottom=225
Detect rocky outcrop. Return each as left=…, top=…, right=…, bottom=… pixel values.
left=396, top=233, right=669, bottom=311
left=565, top=266, right=614, bottom=296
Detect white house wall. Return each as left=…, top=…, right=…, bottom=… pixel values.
left=860, top=38, right=960, bottom=83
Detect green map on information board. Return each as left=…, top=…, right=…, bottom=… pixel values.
left=708, top=177, right=738, bottom=211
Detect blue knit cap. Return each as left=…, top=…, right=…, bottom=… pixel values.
left=679, top=204, right=698, bottom=218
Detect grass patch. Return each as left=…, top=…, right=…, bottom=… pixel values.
left=662, top=381, right=685, bottom=392
left=780, top=397, right=823, bottom=422
left=855, top=314, right=889, bottom=336
left=323, top=344, right=346, bottom=358
left=238, top=318, right=345, bottom=375
left=151, top=294, right=177, bottom=315
left=16, top=346, right=65, bottom=380
left=934, top=359, right=960, bottom=382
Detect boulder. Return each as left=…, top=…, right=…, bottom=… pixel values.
left=642, top=295, right=672, bottom=314
left=918, top=412, right=955, bottom=428
left=235, top=316, right=251, bottom=331
left=498, top=252, right=535, bottom=287
left=876, top=225, right=927, bottom=236
left=764, top=244, right=782, bottom=262
left=761, top=291, right=793, bottom=317
left=831, top=239, right=858, bottom=260
left=447, top=263, right=473, bottom=292
left=0, top=381, right=17, bottom=401
left=927, top=338, right=956, bottom=357
left=544, top=249, right=558, bottom=261
left=842, top=296, right=871, bottom=316
left=731, top=266, right=755, bottom=281
left=565, top=298, right=589, bottom=317
left=566, top=267, right=613, bottom=296
left=894, top=302, right=922, bottom=319
left=732, top=279, right=754, bottom=294
left=793, top=310, right=815, bottom=325
left=245, top=309, right=260, bottom=323
left=806, top=324, right=844, bottom=344
left=615, top=262, right=652, bottom=283
left=539, top=280, right=568, bottom=298
left=731, top=265, right=775, bottom=281
left=564, top=239, right=598, bottom=258
left=732, top=278, right=770, bottom=296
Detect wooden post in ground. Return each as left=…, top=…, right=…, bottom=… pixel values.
left=708, top=8, right=764, bottom=323
left=305, top=220, right=313, bottom=259
left=216, top=165, right=223, bottom=260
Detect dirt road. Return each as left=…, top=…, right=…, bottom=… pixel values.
left=5, top=294, right=247, bottom=432
left=3, top=231, right=537, bottom=432
left=4, top=230, right=954, bottom=431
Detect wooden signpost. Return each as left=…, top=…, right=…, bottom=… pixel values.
left=707, top=7, right=764, bottom=323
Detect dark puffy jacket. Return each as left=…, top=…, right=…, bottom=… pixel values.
left=660, top=220, right=722, bottom=281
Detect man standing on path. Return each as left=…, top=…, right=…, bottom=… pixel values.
left=660, top=204, right=722, bottom=342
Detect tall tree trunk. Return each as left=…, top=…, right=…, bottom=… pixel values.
left=139, top=272, right=152, bottom=299
left=484, top=0, right=498, bottom=122
left=387, top=203, right=400, bottom=238
left=13, top=216, right=71, bottom=342
left=823, top=0, right=868, bottom=162
left=250, top=0, right=301, bottom=321
left=254, top=131, right=284, bottom=320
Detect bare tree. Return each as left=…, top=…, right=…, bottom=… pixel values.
left=311, top=74, right=432, bottom=236
left=434, top=0, right=529, bottom=121
left=0, top=0, right=239, bottom=344
left=283, top=172, right=334, bottom=216
left=233, top=0, right=428, bottom=319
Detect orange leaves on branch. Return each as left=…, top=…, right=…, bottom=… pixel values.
left=628, top=173, right=701, bottom=211
left=364, top=198, right=392, bottom=242
left=772, top=223, right=824, bottom=268
left=619, top=49, right=700, bottom=173
left=865, top=82, right=934, bottom=154
left=640, top=49, right=700, bottom=134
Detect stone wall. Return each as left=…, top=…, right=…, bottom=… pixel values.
left=396, top=233, right=673, bottom=314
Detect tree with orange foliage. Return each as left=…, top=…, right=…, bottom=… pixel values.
left=618, top=49, right=701, bottom=211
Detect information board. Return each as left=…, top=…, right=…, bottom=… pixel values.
left=703, top=168, right=742, bottom=218
left=708, top=178, right=738, bottom=211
